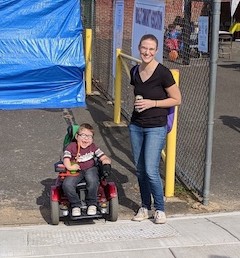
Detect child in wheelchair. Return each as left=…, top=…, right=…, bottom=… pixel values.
left=62, top=123, right=111, bottom=217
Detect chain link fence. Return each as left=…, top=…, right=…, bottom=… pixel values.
left=82, top=0, right=213, bottom=201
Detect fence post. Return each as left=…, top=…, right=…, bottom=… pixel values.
left=113, top=48, right=122, bottom=124
left=85, top=29, right=92, bottom=95
left=203, top=0, right=221, bottom=205
left=165, top=69, right=180, bottom=197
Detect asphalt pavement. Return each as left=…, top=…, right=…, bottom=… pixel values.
left=0, top=42, right=239, bottom=257
left=210, top=41, right=240, bottom=210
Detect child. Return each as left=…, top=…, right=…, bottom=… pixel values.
left=62, top=123, right=111, bottom=216
left=165, top=24, right=182, bottom=52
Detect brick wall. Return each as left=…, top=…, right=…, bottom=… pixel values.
left=95, top=0, right=113, bottom=38
left=95, top=0, right=206, bottom=36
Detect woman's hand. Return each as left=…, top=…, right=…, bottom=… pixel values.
left=134, top=98, right=156, bottom=112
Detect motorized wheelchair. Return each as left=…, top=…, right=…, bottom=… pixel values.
left=50, top=125, right=119, bottom=225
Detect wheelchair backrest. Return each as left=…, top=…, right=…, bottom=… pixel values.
left=63, top=124, right=80, bottom=151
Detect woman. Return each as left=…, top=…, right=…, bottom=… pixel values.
left=129, top=34, right=181, bottom=224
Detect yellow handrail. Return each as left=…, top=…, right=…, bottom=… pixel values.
left=85, top=29, right=92, bottom=95
left=113, top=49, right=122, bottom=124
left=164, top=69, right=179, bottom=197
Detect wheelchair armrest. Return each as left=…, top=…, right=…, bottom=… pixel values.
left=98, top=163, right=111, bottom=179
left=54, top=160, right=67, bottom=173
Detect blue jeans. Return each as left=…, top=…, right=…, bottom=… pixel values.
left=62, top=166, right=99, bottom=208
left=129, top=123, right=167, bottom=211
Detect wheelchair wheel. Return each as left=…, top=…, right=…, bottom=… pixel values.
left=51, top=200, right=60, bottom=225
left=107, top=196, right=118, bottom=222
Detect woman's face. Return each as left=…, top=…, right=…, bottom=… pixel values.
left=139, top=38, right=158, bottom=63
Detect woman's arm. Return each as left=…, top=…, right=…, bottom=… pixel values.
left=134, top=83, right=181, bottom=111
left=156, top=83, right=181, bottom=107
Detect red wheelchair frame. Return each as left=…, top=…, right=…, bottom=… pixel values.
left=50, top=161, right=118, bottom=225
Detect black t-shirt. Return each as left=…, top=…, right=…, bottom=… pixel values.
left=130, top=63, right=175, bottom=128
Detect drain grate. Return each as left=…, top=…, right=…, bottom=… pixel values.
left=28, top=222, right=180, bottom=246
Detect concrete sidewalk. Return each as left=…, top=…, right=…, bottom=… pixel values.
left=1, top=211, right=240, bottom=258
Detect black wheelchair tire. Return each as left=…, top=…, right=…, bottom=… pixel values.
left=107, top=196, right=118, bottom=222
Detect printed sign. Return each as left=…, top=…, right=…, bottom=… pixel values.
left=198, top=16, right=209, bottom=53
left=132, top=0, right=165, bottom=63
left=113, top=0, right=124, bottom=77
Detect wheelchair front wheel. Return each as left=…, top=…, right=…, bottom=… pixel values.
left=106, top=197, right=118, bottom=222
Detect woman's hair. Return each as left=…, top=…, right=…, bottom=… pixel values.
left=138, top=34, right=158, bottom=48
left=78, top=123, right=94, bottom=135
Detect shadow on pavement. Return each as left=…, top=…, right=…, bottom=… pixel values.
left=219, top=115, right=240, bottom=133
left=37, top=178, right=55, bottom=224
left=218, top=62, right=240, bottom=70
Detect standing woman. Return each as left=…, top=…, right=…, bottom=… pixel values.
left=129, top=34, right=181, bottom=224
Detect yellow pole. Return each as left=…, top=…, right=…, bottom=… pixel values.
left=113, top=48, right=122, bottom=124
left=85, top=29, right=92, bottom=95
left=165, top=69, right=180, bottom=197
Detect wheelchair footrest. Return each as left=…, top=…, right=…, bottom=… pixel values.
left=70, top=211, right=103, bottom=220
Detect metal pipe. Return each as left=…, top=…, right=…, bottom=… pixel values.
left=113, top=48, right=122, bottom=124
left=203, top=0, right=221, bottom=205
left=119, top=52, right=141, bottom=63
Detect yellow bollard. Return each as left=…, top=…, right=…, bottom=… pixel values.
left=164, top=69, right=180, bottom=197
left=85, top=29, right=92, bottom=95
left=113, top=49, right=122, bottom=124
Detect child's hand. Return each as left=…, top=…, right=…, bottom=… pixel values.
left=70, top=163, right=80, bottom=171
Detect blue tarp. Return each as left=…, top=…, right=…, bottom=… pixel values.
left=0, top=0, right=86, bottom=110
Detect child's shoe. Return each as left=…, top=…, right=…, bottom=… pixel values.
left=72, top=207, right=81, bottom=216
left=87, top=205, right=97, bottom=215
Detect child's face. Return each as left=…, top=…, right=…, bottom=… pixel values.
left=76, top=128, right=93, bottom=148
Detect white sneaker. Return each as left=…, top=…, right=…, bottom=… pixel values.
left=87, top=205, right=97, bottom=215
left=154, top=210, right=167, bottom=224
left=132, top=207, right=152, bottom=221
left=72, top=207, right=81, bottom=216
